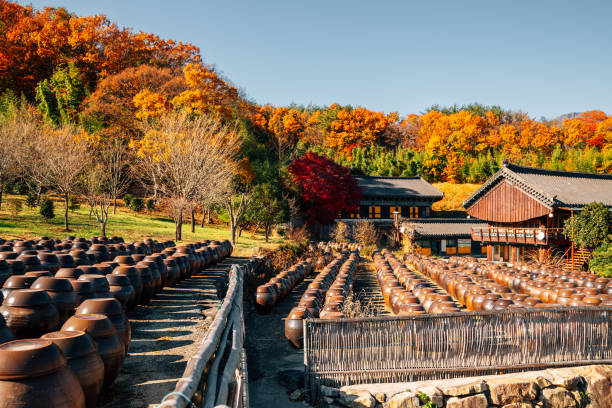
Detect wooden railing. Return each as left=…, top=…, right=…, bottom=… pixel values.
left=471, top=226, right=565, bottom=245
left=160, top=263, right=252, bottom=408
left=304, top=307, right=612, bottom=401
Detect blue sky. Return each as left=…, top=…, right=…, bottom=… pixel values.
left=19, top=0, right=612, bottom=119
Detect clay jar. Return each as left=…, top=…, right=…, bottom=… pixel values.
left=0, top=339, right=85, bottom=408
left=145, top=255, right=167, bottom=288
left=7, top=259, right=26, bottom=276
left=76, top=298, right=130, bottom=354
left=41, top=331, right=104, bottom=408
left=0, top=314, right=15, bottom=344
left=112, top=266, right=143, bottom=305
left=163, top=258, right=180, bottom=287
left=31, top=277, right=77, bottom=324
left=25, top=270, right=53, bottom=279
left=285, top=307, right=312, bottom=348
left=105, top=274, right=136, bottom=310
left=37, top=253, right=60, bottom=274
left=0, top=260, right=10, bottom=287
left=2, top=275, right=37, bottom=299
left=133, top=264, right=154, bottom=305
left=78, top=274, right=112, bottom=298
left=55, top=267, right=83, bottom=280
left=0, top=289, right=60, bottom=338
left=70, top=280, right=96, bottom=306
left=16, top=254, right=44, bottom=272
left=61, top=314, right=124, bottom=388
left=138, top=260, right=161, bottom=294
left=255, top=284, right=278, bottom=314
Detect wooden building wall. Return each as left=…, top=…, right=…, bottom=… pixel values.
left=466, top=180, right=552, bottom=223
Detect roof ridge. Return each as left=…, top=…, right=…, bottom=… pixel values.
left=505, top=162, right=612, bottom=180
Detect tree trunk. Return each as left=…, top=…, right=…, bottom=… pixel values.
left=265, top=223, right=270, bottom=243
left=101, top=221, right=107, bottom=237
left=231, top=223, right=237, bottom=245
left=191, top=209, right=195, bottom=233
left=238, top=227, right=243, bottom=237
left=200, top=205, right=205, bottom=227
left=64, top=193, right=70, bottom=231
left=175, top=211, right=183, bottom=241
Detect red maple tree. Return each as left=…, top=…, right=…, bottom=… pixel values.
left=288, top=153, right=362, bottom=224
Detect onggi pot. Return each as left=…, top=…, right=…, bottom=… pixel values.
left=41, top=331, right=104, bottom=408
left=0, top=339, right=85, bottom=407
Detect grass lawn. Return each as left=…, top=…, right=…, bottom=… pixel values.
left=432, top=182, right=481, bottom=211
left=0, top=195, right=286, bottom=256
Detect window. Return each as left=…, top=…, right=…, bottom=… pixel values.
left=389, top=206, right=402, bottom=218
left=349, top=212, right=360, bottom=219
left=409, top=206, right=418, bottom=218
left=368, top=206, right=381, bottom=219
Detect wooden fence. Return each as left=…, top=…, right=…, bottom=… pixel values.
left=304, top=307, right=612, bottom=399
left=160, top=263, right=250, bottom=408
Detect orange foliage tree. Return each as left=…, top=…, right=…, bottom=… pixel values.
left=324, top=106, right=398, bottom=152
left=0, top=1, right=199, bottom=96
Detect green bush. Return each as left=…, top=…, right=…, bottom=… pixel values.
left=128, top=197, right=144, bottom=212
left=39, top=197, right=55, bottom=220
left=68, top=196, right=80, bottom=213
left=564, top=202, right=610, bottom=249
left=145, top=198, right=155, bottom=212
left=123, top=193, right=134, bottom=207
left=25, top=192, right=37, bottom=208
left=590, top=241, right=612, bottom=278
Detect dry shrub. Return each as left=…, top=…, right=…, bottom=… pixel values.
left=287, top=224, right=310, bottom=246
left=341, top=290, right=378, bottom=318
left=524, top=247, right=566, bottom=267
left=353, top=220, right=378, bottom=246
left=331, top=221, right=351, bottom=243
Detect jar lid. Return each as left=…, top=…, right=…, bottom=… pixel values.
left=3, top=289, right=52, bottom=307
left=41, top=330, right=96, bottom=360
left=76, top=298, right=123, bottom=316
left=0, top=339, right=64, bottom=379
left=61, top=313, right=116, bottom=338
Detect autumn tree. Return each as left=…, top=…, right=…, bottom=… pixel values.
left=0, top=95, right=40, bottom=209
left=0, top=1, right=199, bottom=97
left=82, top=65, right=184, bottom=140
left=288, top=153, right=361, bottom=224
left=133, top=112, right=240, bottom=241
left=26, top=124, right=89, bottom=231
left=325, top=106, right=399, bottom=152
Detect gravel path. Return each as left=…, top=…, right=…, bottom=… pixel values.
left=99, top=257, right=248, bottom=408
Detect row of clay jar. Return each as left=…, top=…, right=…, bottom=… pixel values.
left=255, top=259, right=313, bottom=313
left=439, top=256, right=612, bottom=308
left=0, top=237, right=233, bottom=408
left=0, top=241, right=232, bottom=339
left=318, top=252, right=359, bottom=319
left=318, top=241, right=362, bottom=252
left=285, top=252, right=352, bottom=348
left=0, top=237, right=231, bottom=285
left=375, top=250, right=460, bottom=315
left=405, top=254, right=562, bottom=311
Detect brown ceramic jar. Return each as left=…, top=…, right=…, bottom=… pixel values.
left=75, top=298, right=130, bottom=354
left=31, top=277, right=77, bottom=324
left=285, top=307, right=312, bottom=348
left=0, top=289, right=60, bottom=338
left=61, top=314, right=124, bottom=388
left=0, top=339, right=85, bottom=407
left=41, top=331, right=104, bottom=408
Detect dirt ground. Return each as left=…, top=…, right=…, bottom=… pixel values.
left=98, top=257, right=248, bottom=408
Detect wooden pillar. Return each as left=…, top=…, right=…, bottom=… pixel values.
left=538, top=247, right=546, bottom=263
left=487, top=245, right=493, bottom=262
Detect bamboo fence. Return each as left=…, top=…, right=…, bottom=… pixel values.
left=304, top=307, right=612, bottom=399
left=160, top=263, right=250, bottom=408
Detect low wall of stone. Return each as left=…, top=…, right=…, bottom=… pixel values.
left=318, top=364, right=612, bottom=408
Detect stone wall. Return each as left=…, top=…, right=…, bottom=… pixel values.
left=317, top=365, right=612, bottom=408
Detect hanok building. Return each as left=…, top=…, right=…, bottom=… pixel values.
left=336, top=176, right=487, bottom=255
left=463, top=163, right=612, bottom=265
left=401, top=218, right=488, bottom=256
left=340, top=176, right=443, bottom=222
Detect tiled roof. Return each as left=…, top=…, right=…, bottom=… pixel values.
left=355, top=176, right=443, bottom=200
left=463, top=163, right=612, bottom=210
left=401, top=218, right=487, bottom=239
